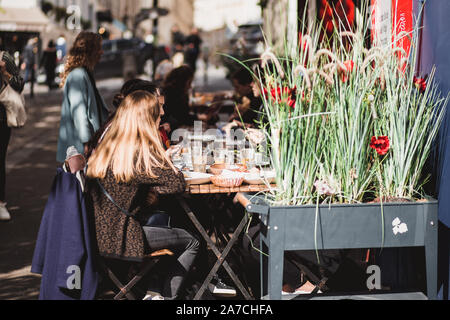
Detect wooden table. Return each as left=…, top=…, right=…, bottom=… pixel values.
left=185, top=183, right=275, bottom=194
left=178, top=183, right=273, bottom=300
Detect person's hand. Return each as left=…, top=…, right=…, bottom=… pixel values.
left=66, top=155, right=86, bottom=174
left=160, top=122, right=171, bottom=133
left=222, top=120, right=240, bottom=136
left=165, top=144, right=182, bottom=158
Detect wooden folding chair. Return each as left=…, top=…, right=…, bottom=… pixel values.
left=99, top=249, right=174, bottom=300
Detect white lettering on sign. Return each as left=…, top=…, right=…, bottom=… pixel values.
left=372, top=0, right=392, bottom=47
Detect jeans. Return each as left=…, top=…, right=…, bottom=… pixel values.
left=0, top=123, right=11, bottom=202
left=142, top=226, right=200, bottom=299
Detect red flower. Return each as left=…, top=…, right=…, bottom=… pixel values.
left=370, top=136, right=390, bottom=156
left=263, top=86, right=297, bottom=108
left=340, top=60, right=355, bottom=82
left=413, top=76, right=426, bottom=93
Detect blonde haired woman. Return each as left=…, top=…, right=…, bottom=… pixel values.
left=56, top=31, right=109, bottom=162
left=86, top=90, right=199, bottom=300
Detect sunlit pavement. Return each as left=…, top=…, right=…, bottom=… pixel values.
left=0, top=63, right=232, bottom=300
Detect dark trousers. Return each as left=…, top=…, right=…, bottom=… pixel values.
left=142, top=226, right=200, bottom=299
left=0, top=123, right=11, bottom=202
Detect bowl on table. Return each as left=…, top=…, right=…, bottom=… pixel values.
left=209, top=163, right=247, bottom=175
left=210, top=175, right=244, bottom=188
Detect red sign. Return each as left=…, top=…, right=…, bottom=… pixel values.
left=393, top=0, right=413, bottom=58
left=371, top=0, right=413, bottom=59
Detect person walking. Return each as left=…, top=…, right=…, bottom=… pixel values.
left=184, top=28, right=202, bottom=75
left=56, top=31, right=109, bottom=163
left=0, top=51, right=25, bottom=221
left=40, top=40, right=57, bottom=91
left=86, top=90, right=200, bottom=300
left=21, top=38, right=38, bottom=98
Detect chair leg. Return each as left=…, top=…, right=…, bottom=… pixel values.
left=114, top=258, right=160, bottom=300
left=98, top=260, right=136, bottom=300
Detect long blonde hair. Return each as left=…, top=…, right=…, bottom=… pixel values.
left=60, top=31, right=102, bottom=87
left=87, top=90, right=175, bottom=183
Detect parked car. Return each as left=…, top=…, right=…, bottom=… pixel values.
left=94, top=38, right=154, bottom=79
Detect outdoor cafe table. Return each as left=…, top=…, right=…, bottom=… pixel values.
left=177, top=183, right=276, bottom=300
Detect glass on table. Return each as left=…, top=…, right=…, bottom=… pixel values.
left=191, top=153, right=207, bottom=173
left=225, top=150, right=235, bottom=165
left=213, top=148, right=227, bottom=165
left=240, top=148, right=255, bottom=167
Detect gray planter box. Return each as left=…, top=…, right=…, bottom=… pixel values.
left=244, top=196, right=438, bottom=300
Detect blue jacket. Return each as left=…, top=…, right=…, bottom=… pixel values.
left=56, top=67, right=109, bottom=162
left=31, top=168, right=99, bottom=300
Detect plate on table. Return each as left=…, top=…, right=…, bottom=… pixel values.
left=188, top=134, right=216, bottom=141
left=243, top=171, right=276, bottom=185
left=183, top=171, right=213, bottom=185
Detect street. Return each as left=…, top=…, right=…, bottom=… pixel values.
left=0, top=61, right=232, bottom=300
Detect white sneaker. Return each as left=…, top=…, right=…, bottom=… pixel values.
left=282, top=288, right=322, bottom=295
left=208, top=277, right=237, bottom=297
left=143, top=291, right=164, bottom=300
left=0, top=203, right=11, bottom=221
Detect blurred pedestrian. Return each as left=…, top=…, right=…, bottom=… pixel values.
left=171, top=24, right=185, bottom=54
left=171, top=25, right=185, bottom=68
left=40, top=40, right=57, bottom=91
left=202, top=44, right=210, bottom=86
left=0, top=51, right=25, bottom=221
left=184, top=28, right=202, bottom=74
left=56, top=31, right=109, bottom=163
left=21, top=37, right=38, bottom=98
left=56, top=35, right=67, bottom=62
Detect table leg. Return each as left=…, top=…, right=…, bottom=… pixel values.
left=177, top=195, right=254, bottom=300
left=194, top=210, right=252, bottom=300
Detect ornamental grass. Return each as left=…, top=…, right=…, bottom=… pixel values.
left=234, top=1, right=449, bottom=206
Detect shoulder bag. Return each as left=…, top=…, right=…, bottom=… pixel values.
left=0, top=51, right=26, bottom=128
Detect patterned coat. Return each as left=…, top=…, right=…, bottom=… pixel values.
left=85, top=167, right=186, bottom=261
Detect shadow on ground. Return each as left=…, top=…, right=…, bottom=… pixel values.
left=0, top=275, right=41, bottom=300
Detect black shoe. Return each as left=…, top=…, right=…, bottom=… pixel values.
left=208, top=277, right=237, bottom=297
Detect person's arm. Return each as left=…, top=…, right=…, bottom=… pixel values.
left=2, top=51, right=24, bottom=93
left=136, top=167, right=186, bottom=195
left=67, top=71, right=93, bottom=146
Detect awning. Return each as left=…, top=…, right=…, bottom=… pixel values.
left=0, top=7, right=49, bottom=33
